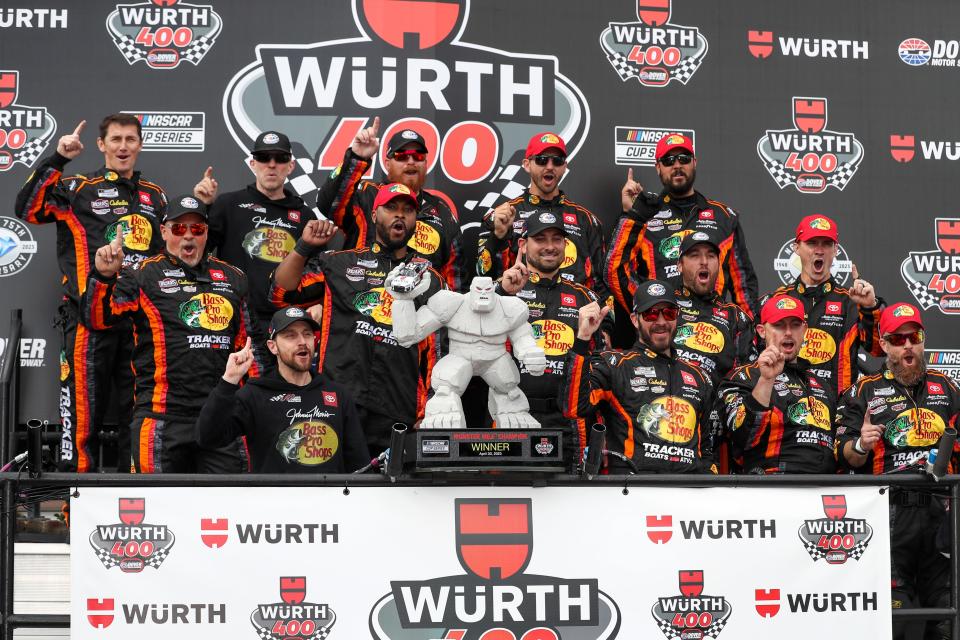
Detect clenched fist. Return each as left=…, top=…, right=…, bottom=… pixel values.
left=490, top=202, right=517, bottom=240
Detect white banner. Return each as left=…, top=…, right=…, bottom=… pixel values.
left=70, top=485, right=891, bottom=640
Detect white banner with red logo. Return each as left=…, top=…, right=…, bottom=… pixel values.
left=70, top=485, right=891, bottom=640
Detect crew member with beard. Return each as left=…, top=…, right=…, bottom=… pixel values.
left=195, top=306, right=369, bottom=472
left=717, top=295, right=836, bottom=474
left=837, top=303, right=959, bottom=640
left=81, top=196, right=262, bottom=473
left=606, top=133, right=758, bottom=320
left=272, top=183, right=444, bottom=452
left=315, top=117, right=465, bottom=291
left=562, top=279, right=715, bottom=474
left=760, top=215, right=883, bottom=400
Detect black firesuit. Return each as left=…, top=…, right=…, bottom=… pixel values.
left=81, top=253, right=261, bottom=473
left=15, top=151, right=166, bottom=471
left=673, top=286, right=755, bottom=383
left=196, top=371, right=369, bottom=473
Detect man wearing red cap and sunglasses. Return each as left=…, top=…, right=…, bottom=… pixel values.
left=562, top=279, right=715, bottom=474
left=717, top=295, right=837, bottom=474
left=837, top=303, right=959, bottom=640
left=760, top=214, right=883, bottom=400
left=608, top=133, right=758, bottom=320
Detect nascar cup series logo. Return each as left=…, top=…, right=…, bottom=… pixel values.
left=223, top=0, right=589, bottom=220
left=757, top=97, right=864, bottom=193
left=599, top=0, right=708, bottom=87
left=88, top=498, right=176, bottom=573
left=106, top=0, right=222, bottom=70
left=773, top=236, right=853, bottom=286
left=798, top=495, right=873, bottom=565
left=179, top=293, right=233, bottom=330
left=370, top=498, right=621, bottom=640
left=651, top=571, right=732, bottom=640
left=901, top=218, right=960, bottom=314
left=251, top=577, right=336, bottom=640
left=0, top=216, right=37, bottom=277
left=0, top=71, right=56, bottom=172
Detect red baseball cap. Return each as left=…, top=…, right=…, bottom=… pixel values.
left=525, top=132, right=567, bottom=158
left=795, top=215, right=838, bottom=243
left=879, top=303, right=923, bottom=336
left=761, top=295, right=806, bottom=325
left=655, top=133, right=694, bottom=160
left=373, top=183, right=417, bottom=210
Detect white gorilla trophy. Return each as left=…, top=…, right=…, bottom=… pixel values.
left=387, top=269, right=547, bottom=429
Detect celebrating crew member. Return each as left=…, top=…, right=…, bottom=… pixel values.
left=15, top=114, right=167, bottom=472
left=272, top=183, right=444, bottom=452
left=718, top=295, right=836, bottom=474
left=837, top=303, right=959, bottom=640
left=606, top=133, right=757, bottom=319
left=81, top=195, right=261, bottom=473
left=193, top=131, right=316, bottom=368
left=315, top=117, right=465, bottom=290
left=760, top=214, right=883, bottom=399
left=196, top=307, right=369, bottom=473
left=562, top=279, right=715, bottom=474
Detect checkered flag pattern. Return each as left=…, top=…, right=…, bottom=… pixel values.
left=762, top=159, right=795, bottom=189
left=90, top=542, right=172, bottom=570
left=180, top=35, right=216, bottom=64
left=800, top=537, right=870, bottom=562
left=906, top=278, right=939, bottom=310
left=253, top=612, right=334, bottom=640
left=463, top=149, right=527, bottom=214
left=655, top=611, right=729, bottom=639
left=283, top=142, right=332, bottom=222
left=826, top=160, right=859, bottom=189
left=111, top=35, right=144, bottom=65
left=15, top=135, right=52, bottom=168
left=606, top=52, right=639, bottom=81
left=110, top=34, right=216, bottom=66
left=605, top=52, right=705, bottom=84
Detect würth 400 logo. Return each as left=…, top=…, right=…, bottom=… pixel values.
left=901, top=218, right=960, bottom=315
left=599, top=0, right=708, bottom=87
left=0, top=71, right=56, bottom=172
left=797, top=495, right=873, bottom=564
left=106, top=0, right=222, bottom=70
left=88, top=498, right=175, bottom=573
left=651, top=571, right=732, bottom=640
left=757, top=97, right=864, bottom=194
left=369, top=498, right=621, bottom=640
left=251, top=577, right=336, bottom=640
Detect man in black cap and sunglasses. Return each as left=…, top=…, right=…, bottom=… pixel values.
left=561, top=279, right=715, bottom=474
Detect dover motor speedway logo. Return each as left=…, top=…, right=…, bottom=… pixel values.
left=88, top=498, right=176, bottom=573
left=223, top=0, right=589, bottom=218
left=774, top=237, right=853, bottom=287
left=757, top=97, right=864, bottom=194
left=599, top=0, right=708, bottom=87
left=651, top=571, right=732, bottom=640
left=0, top=71, right=56, bottom=172
left=901, top=218, right=960, bottom=314
left=106, top=0, right=222, bottom=70
left=798, top=495, right=873, bottom=565
left=369, top=498, right=621, bottom=640
left=251, top=577, right=336, bottom=640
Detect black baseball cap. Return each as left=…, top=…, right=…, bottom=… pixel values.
left=679, top=229, right=721, bottom=257
left=633, top=279, right=677, bottom=313
left=386, top=129, right=428, bottom=156
left=251, top=130, right=292, bottom=154
left=522, top=210, right=568, bottom=238
left=268, top=306, right=321, bottom=339
left=163, top=194, right=208, bottom=223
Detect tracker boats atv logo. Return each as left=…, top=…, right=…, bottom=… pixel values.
left=651, top=570, right=732, bottom=639
left=901, top=218, right=960, bottom=314
left=798, top=495, right=873, bottom=564
left=106, top=0, right=222, bottom=70
left=251, top=577, right=336, bottom=640
left=224, top=0, right=589, bottom=220
left=757, top=97, right=864, bottom=194
left=600, top=0, right=708, bottom=87
left=88, top=498, right=176, bottom=573
left=774, top=237, right=853, bottom=287
left=369, top=498, right=621, bottom=640
left=0, top=71, right=56, bottom=172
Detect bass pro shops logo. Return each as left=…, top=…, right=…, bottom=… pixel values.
left=757, top=97, right=864, bottom=193
left=797, top=495, right=873, bottom=565
left=251, top=577, right=336, bottom=640
left=600, top=0, right=707, bottom=87
left=369, top=498, right=621, bottom=640
left=106, top=0, right=222, bottom=70
left=88, top=498, right=176, bottom=573
left=651, top=571, right=732, bottom=640
left=0, top=71, right=56, bottom=172
left=901, top=218, right=960, bottom=314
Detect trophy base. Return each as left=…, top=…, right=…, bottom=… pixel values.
left=410, top=428, right=566, bottom=473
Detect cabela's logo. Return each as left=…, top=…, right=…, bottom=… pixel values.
left=251, top=577, right=336, bottom=640
left=773, top=236, right=852, bottom=286
left=798, top=495, right=873, bottom=564
left=599, top=0, right=708, bottom=87
left=651, top=570, right=732, bottom=639
left=0, top=71, right=56, bottom=172
left=901, top=218, right=960, bottom=314
left=369, top=498, right=620, bottom=640
left=757, top=97, right=864, bottom=193
left=106, top=0, right=222, bottom=70
left=223, top=0, right=589, bottom=221
left=88, top=498, right=175, bottom=573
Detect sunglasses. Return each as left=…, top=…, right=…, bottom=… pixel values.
left=166, top=222, right=207, bottom=236
left=883, top=330, right=924, bottom=346
left=639, top=306, right=679, bottom=322
left=531, top=154, right=567, bottom=167
left=390, top=150, right=426, bottom=162
left=252, top=152, right=291, bottom=164
left=659, top=153, right=693, bottom=167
